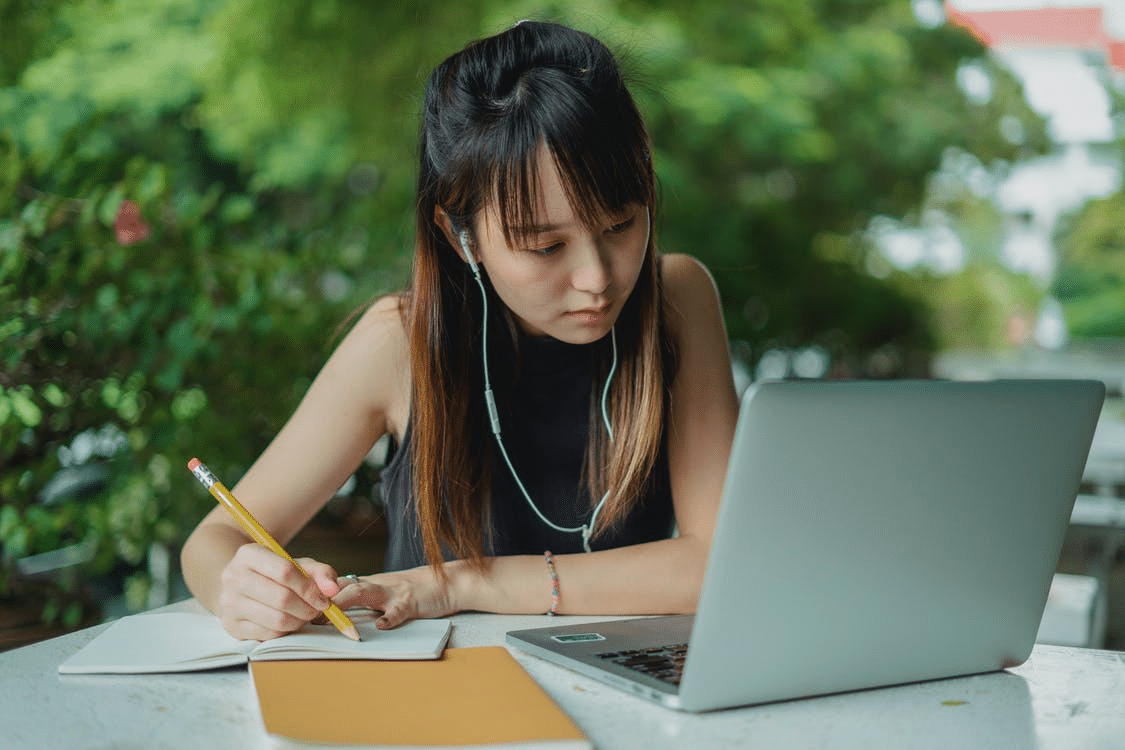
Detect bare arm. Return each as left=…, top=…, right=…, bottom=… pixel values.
left=180, top=297, right=408, bottom=639
left=336, top=254, right=739, bottom=625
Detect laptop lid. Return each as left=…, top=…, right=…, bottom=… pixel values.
left=507, top=379, right=1104, bottom=712
left=678, top=378, right=1103, bottom=710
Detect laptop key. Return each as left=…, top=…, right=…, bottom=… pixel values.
left=596, top=644, right=689, bottom=686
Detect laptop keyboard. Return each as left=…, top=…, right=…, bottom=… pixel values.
left=595, top=643, right=688, bottom=686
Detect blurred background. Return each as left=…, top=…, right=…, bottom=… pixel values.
left=2, top=0, right=1123, bottom=650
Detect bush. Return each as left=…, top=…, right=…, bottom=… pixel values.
left=0, top=103, right=397, bottom=619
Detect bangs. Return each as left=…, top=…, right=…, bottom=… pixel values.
left=480, top=69, right=653, bottom=247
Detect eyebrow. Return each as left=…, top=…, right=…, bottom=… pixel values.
left=509, top=221, right=565, bottom=236
left=509, top=208, right=634, bottom=237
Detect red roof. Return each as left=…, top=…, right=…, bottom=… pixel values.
left=946, top=4, right=1125, bottom=70
left=1110, top=39, right=1125, bottom=68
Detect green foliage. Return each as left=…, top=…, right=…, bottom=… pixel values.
left=1052, top=49, right=1125, bottom=341
left=581, top=0, right=1049, bottom=367
left=199, top=0, right=482, bottom=191
left=0, top=0, right=74, bottom=87
left=1053, top=187, right=1125, bottom=338
left=0, top=0, right=1058, bottom=619
left=1, top=0, right=403, bottom=617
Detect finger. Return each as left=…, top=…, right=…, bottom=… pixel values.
left=377, top=603, right=410, bottom=630
left=262, top=555, right=333, bottom=610
left=223, top=565, right=325, bottom=623
left=336, top=573, right=362, bottom=589
left=221, top=616, right=289, bottom=642
left=330, top=589, right=359, bottom=611
left=333, top=574, right=365, bottom=603
left=295, top=557, right=342, bottom=598
left=373, top=588, right=417, bottom=630
left=219, top=595, right=312, bottom=639
left=235, top=545, right=332, bottom=611
left=330, top=579, right=378, bottom=611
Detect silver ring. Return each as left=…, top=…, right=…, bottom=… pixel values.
left=342, top=574, right=360, bottom=585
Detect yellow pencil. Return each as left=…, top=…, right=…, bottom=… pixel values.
left=187, top=457, right=361, bottom=641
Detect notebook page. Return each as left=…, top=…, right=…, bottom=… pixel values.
left=59, top=612, right=255, bottom=674
left=249, top=616, right=451, bottom=661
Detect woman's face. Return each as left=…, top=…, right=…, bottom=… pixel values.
left=467, top=146, right=650, bottom=344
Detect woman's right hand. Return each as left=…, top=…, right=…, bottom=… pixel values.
left=215, top=542, right=342, bottom=641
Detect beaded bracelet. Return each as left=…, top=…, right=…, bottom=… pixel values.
left=544, top=550, right=560, bottom=616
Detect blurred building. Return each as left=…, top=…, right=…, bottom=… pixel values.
left=945, top=1, right=1123, bottom=349
left=931, top=1, right=1125, bottom=385
left=938, top=3, right=1125, bottom=650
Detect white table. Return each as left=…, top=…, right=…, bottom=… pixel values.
left=3, top=600, right=1125, bottom=749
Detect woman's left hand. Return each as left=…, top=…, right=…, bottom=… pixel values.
left=331, top=564, right=460, bottom=629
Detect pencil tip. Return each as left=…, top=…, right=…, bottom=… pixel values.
left=345, top=626, right=362, bottom=642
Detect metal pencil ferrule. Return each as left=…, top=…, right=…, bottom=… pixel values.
left=190, top=462, right=218, bottom=490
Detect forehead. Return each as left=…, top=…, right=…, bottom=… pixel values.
left=481, top=144, right=623, bottom=242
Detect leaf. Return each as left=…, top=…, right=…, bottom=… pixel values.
left=0, top=220, right=23, bottom=252
left=99, top=186, right=125, bottom=227
left=95, top=283, right=119, bottom=312
left=0, top=392, right=11, bottom=428
left=153, top=362, right=185, bottom=394
left=165, top=317, right=197, bottom=358
left=40, top=597, right=60, bottom=626
left=220, top=194, right=254, bottom=224
left=42, top=383, right=67, bottom=408
left=0, top=504, right=21, bottom=540
left=11, top=389, right=42, bottom=427
left=62, top=601, right=85, bottom=628
left=4, top=524, right=30, bottom=559
left=19, top=199, right=49, bottom=238
left=138, top=163, right=167, bottom=202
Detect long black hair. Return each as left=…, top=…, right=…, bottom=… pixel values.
left=407, top=21, right=674, bottom=571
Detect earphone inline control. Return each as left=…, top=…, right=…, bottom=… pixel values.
left=454, top=224, right=616, bottom=552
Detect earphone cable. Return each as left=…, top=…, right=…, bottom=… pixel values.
left=462, top=230, right=614, bottom=551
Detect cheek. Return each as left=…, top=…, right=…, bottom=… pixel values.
left=491, top=263, right=558, bottom=311
left=619, top=240, right=649, bottom=288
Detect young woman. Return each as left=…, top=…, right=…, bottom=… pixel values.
left=181, top=20, right=739, bottom=641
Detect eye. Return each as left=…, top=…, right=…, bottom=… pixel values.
left=525, top=241, right=564, bottom=256
left=606, top=216, right=636, bottom=234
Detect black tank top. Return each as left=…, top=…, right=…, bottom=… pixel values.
left=378, top=334, right=675, bottom=571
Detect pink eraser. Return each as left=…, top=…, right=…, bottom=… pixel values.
left=187, top=458, right=200, bottom=471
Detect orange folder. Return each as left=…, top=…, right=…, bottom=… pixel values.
left=249, top=645, right=590, bottom=747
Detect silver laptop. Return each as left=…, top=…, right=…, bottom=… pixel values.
left=506, top=378, right=1105, bottom=711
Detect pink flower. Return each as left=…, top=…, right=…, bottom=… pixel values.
left=114, top=200, right=151, bottom=245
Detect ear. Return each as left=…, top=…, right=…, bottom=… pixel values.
left=433, top=206, right=474, bottom=265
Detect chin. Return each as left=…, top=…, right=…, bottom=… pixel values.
left=519, top=311, right=618, bottom=344
left=552, top=321, right=616, bottom=345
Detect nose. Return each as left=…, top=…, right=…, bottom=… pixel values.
left=570, top=239, right=611, bottom=296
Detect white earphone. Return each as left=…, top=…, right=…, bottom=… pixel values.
left=455, top=225, right=616, bottom=552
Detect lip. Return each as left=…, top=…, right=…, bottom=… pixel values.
left=565, top=303, right=612, bottom=324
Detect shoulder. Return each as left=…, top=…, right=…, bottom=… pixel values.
left=322, top=293, right=412, bottom=433
left=659, top=253, right=724, bottom=329
left=334, top=294, right=409, bottom=368
left=348, top=293, right=409, bottom=344
left=660, top=251, right=715, bottom=282
left=657, top=253, right=733, bottom=392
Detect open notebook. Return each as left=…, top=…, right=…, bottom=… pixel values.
left=59, top=610, right=451, bottom=674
